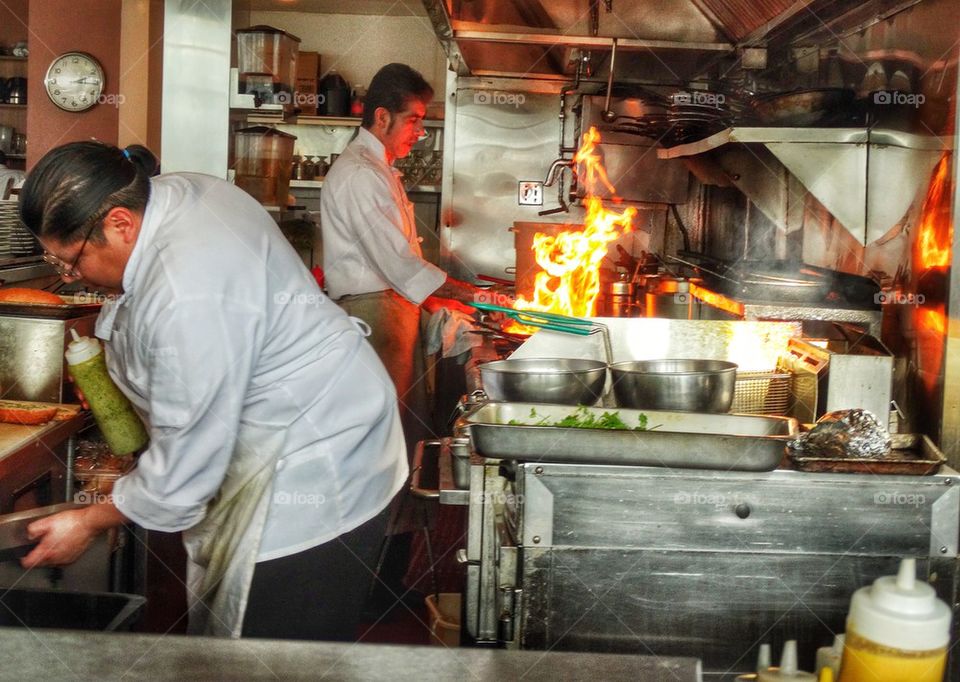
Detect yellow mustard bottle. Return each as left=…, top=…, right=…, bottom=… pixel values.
left=65, top=329, right=148, bottom=456
left=838, top=558, right=951, bottom=682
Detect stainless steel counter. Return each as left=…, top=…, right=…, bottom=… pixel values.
left=0, top=628, right=702, bottom=681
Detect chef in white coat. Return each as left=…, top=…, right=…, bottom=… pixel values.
left=19, top=141, right=407, bottom=640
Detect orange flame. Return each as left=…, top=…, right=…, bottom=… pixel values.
left=917, top=155, right=953, bottom=269
left=508, top=127, right=636, bottom=331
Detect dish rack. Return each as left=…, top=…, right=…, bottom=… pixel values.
left=0, top=199, right=36, bottom=258
left=732, top=368, right=793, bottom=415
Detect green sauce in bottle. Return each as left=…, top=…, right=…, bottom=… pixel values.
left=65, top=329, right=148, bottom=456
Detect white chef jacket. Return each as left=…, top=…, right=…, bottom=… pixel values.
left=104, top=173, right=407, bottom=561
left=320, top=127, right=446, bottom=304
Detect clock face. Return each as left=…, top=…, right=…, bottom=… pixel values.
left=45, top=52, right=105, bottom=112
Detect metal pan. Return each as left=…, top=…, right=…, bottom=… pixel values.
left=752, top=88, right=856, bottom=126
left=465, top=402, right=797, bottom=471
left=789, top=433, right=945, bottom=475
left=0, top=294, right=103, bottom=319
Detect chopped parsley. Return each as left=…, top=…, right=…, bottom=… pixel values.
left=508, top=406, right=651, bottom=431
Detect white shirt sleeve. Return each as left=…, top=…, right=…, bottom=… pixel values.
left=112, top=295, right=261, bottom=531
left=325, top=166, right=445, bottom=304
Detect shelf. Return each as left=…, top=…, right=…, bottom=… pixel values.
left=657, top=126, right=950, bottom=159
left=0, top=103, right=26, bottom=110
left=244, top=113, right=445, bottom=128
left=0, top=55, right=27, bottom=62
left=290, top=178, right=440, bottom=193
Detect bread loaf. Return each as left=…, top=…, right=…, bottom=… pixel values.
left=0, top=400, right=60, bottom=425
left=0, top=288, right=64, bottom=305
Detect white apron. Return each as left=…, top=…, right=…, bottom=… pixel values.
left=182, top=421, right=287, bottom=638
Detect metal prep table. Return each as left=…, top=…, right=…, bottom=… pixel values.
left=448, top=452, right=959, bottom=679
left=0, top=628, right=703, bottom=681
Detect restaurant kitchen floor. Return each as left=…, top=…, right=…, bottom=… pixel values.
left=357, top=592, right=431, bottom=645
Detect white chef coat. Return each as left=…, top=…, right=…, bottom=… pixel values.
left=320, top=127, right=446, bottom=304
left=104, top=173, right=407, bottom=562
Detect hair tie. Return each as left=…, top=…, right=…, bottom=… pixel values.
left=122, top=148, right=132, bottom=161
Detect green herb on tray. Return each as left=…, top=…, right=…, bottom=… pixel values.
left=514, top=406, right=652, bottom=431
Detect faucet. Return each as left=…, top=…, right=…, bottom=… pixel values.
left=544, top=158, right=574, bottom=187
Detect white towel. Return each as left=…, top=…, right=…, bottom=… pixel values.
left=424, top=307, right=483, bottom=359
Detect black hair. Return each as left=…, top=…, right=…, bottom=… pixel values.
left=18, top=142, right=157, bottom=244
left=124, top=144, right=160, bottom=177
left=361, top=63, right=433, bottom=129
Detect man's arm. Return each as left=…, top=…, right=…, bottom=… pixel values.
left=432, top=275, right=483, bottom=306
left=22, top=502, right=128, bottom=568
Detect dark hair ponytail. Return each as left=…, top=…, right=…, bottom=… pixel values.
left=123, top=144, right=160, bottom=177
left=18, top=141, right=153, bottom=244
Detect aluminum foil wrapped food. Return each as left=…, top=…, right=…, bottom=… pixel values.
left=790, top=409, right=891, bottom=459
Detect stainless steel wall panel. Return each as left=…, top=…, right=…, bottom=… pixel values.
left=520, top=464, right=958, bottom=556
left=442, top=87, right=570, bottom=280
left=519, top=548, right=903, bottom=669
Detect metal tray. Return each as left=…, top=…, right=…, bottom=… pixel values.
left=465, top=402, right=797, bottom=471
left=789, top=433, right=946, bottom=475
left=0, top=294, right=103, bottom=319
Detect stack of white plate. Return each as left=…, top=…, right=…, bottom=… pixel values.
left=0, top=199, right=36, bottom=257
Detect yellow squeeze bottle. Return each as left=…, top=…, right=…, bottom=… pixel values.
left=838, top=558, right=951, bottom=682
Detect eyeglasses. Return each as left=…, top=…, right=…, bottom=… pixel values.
left=42, top=221, right=97, bottom=279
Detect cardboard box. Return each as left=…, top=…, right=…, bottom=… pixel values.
left=297, top=51, right=320, bottom=79
left=296, top=78, right=319, bottom=114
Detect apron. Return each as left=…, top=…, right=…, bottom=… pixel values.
left=182, top=421, right=287, bottom=638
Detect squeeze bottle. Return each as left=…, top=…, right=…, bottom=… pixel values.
left=65, top=329, right=148, bottom=455
left=838, top=558, right=951, bottom=682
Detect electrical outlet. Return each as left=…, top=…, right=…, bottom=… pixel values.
left=518, top=181, right=544, bottom=206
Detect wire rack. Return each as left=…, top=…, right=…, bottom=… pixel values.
left=732, top=369, right=793, bottom=416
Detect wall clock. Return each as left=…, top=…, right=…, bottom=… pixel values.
left=44, top=52, right=105, bottom=112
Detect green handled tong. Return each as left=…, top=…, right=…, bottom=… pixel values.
left=472, top=301, right=594, bottom=335
left=472, top=301, right=613, bottom=367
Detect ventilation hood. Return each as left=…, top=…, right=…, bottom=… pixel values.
left=421, top=0, right=855, bottom=80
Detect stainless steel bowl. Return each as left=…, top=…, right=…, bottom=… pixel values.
left=610, top=359, right=737, bottom=413
left=479, top=358, right=608, bottom=405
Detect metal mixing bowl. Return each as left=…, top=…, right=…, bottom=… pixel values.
left=610, top=359, right=738, bottom=413
left=479, top=358, right=608, bottom=405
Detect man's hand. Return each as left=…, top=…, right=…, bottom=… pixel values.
left=422, top=295, right=475, bottom=316
left=21, top=509, right=97, bottom=568
left=21, top=502, right=127, bottom=568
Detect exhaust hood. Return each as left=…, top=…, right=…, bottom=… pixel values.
left=421, top=0, right=855, bottom=80
left=659, top=126, right=949, bottom=245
